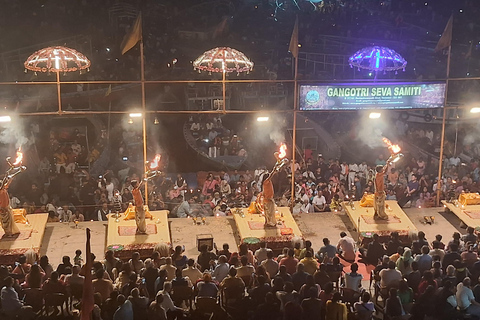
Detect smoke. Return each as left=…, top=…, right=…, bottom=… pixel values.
left=0, top=116, right=31, bottom=149
left=355, top=116, right=392, bottom=149
left=268, top=114, right=286, bottom=146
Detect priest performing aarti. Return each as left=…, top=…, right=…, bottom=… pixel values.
left=374, top=138, right=403, bottom=220
left=262, top=144, right=288, bottom=228
left=130, top=154, right=161, bottom=234
left=0, top=150, right=26, bottom=236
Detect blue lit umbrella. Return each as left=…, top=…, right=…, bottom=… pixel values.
left=349, top=46, right=407, bottom=75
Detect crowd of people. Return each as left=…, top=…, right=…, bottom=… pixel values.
left=5, top=227, right=480, bottom=320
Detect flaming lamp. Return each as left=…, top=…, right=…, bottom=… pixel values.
left=144, top=154, right=161, bottom=181
left=383, top=138, right=404, bottom=164
left=272, top=143, right=289, bottom=172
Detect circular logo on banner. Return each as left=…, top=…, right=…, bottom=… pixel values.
left=305, top=90, right=320, bottom=105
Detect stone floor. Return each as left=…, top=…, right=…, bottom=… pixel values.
left=39, top=206, right=465, bottom=268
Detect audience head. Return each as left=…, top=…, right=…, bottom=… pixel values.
left=228, top=266, right=237, bottom=277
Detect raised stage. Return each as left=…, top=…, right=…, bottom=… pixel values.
left=442, top=200, right=480, bottom=229
left=106, top=210, right=170, bottom=260
left=0, top=213, right=48, bottom=265
left=233, top=207, right=303, bottom=251
left=344, top=200, right=417, bottom=243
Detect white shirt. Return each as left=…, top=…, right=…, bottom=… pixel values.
left=337, top=236, right=356, bottom=261
left=349, top=164, right=359, bottom=174
left=358, top=164, right=368, bottom=177
left=300, top=203, right=313, bottom=213
left=303, top=171, right=315, bottom=179
left=212, top=263, right=229, bottom=283
left=254, top=248, right=272, bottom=264
left=457, top=283, right=475, bottom=310
left=312, top=195, right=326, bottom=206
left=158, top=291, right=177, bottom=312
left=450, top=157, right=461, bottom=167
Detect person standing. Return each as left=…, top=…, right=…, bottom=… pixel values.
left=131, top=181, right=146, bottom=234
left=0, top=173, right=20, bottom=236
left=262, top=171, right=277, bottom=228
left=374, top=160, right=390, bottom=220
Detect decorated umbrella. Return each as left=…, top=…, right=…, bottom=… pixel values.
left=25, top=46, right=91, bottom=113
left=349, top=46, right=407, bottom=78
left=193, top=47, right=253, bottom=112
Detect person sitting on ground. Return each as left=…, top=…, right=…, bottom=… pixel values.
left=93, top=268, right=114, bottom=302
left=291, top=263, right=309, bottom=292
left=197, top=272, right=218, bottom=298
left=276, top=281, right=299, bottom=312
left=212, top=255, right=229, bottom=283
left=182, top=259, right=203, bottom=284
left=159, top=257, right=177, bottom=281
left=344, top=262, right=363, bottom=294
left=456, top=277, right=480, bottom=317
left=279, top=248, right=299, bottom=276
left=385, top=287, right=404, bottom=319
left=316, top=237, right=337, bottom=263
left=23, top=264, right=45, bottom=289
left=1, top=276, right=35, bottom=319
left=113, top=294, right=133, bottom=320
left=354, top=291, right=375, bottom=320
left=412, top=231, right=430, bottom=255
left=128, top=287, right=149, bottom=320
left=336, top=232, right=356, bottom=262
left=300, top=251, right=319, bottom=275
left=220, top=266, right=245, bottom=293
left=379, top=261, right=402, bottom=290
left=148, top=294, right=167, bottom=320
left=261, top=250, right=279, bottom=279
left=326, top=292, right=348, bottom=320
left=254, top=242, right=272, bottom=265
left=56, top=255, right=73, bottom=275
left=42, top=271, right=67, bottom=295
left=360, top=233, right=385, bottom=266
left=301, top=287, right=322, bottom=320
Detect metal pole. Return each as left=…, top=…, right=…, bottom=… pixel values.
left=56, top=71, right=62, bottom=114
left=140, top=39, right=148, bottom=205
left=436, top=44, right=451, bottom=206
left=291, top=53, right=299, bottom=209
left=222, top=70, right=226, bottom=113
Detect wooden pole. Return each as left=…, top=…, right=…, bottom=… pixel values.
left=222, top=69, right=226, bottom=113
left=436, top=44, right=451, bottom=206
left=140, top=39, right=148, bottom=205
left=56, top=71, right=62, bottom=114
left=291, top=53, right=299, bottom=209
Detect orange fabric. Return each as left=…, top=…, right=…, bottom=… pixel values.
left=132, top=188, right=143, bottom=207
left=375, top=172, right=385, bottom=195
left=0, top=190, right=9, bottom=208
left=263, top=179, right=274, bottom=200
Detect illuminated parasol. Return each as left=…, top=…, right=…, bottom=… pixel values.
left=193, top=47, right=253, bottom=112
left=349, top=46, right=407, bottom=77
left=24, top=46, right=91, bottom=113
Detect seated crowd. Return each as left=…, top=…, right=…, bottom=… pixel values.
left=5, top=227, right=480, bottom=319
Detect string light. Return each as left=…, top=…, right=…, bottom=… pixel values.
left=349, top=46, right=407, bottom=73
left=193, top=47, right=253, bottom=74
left=24, top=46, right=91, bottom=73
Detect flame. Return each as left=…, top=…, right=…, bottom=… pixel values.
left=149, top=154, right=161, bottom=169
left=279, top=143, right=287, bottom=159
left=13, top=148, right=23, bottom=166
left=382, top=137, right=401, bottom=154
